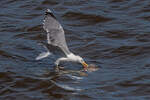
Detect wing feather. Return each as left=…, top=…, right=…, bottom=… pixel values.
left=43, top=9, right=71, bottom=55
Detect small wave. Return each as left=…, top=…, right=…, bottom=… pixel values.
left=51, top=80, right=82, bottom=91
left=66, top=74, right=83, bottom=80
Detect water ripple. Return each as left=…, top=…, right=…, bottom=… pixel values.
left=1, top=0, right=150, bottom=99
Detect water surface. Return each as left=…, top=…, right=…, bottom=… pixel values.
left=0, top=0, right=150, bottom=100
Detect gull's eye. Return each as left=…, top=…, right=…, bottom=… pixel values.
left=81, top=59, right=84, bottom=62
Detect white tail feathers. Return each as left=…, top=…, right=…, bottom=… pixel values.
left=36, top=52, right=51, bottom=60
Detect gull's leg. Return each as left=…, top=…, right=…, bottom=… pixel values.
left=55, top=59, right=60, bottom=72
left=55, top=57, right=68, bottom=72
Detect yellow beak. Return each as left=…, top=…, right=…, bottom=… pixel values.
left=81, top=61, right=88, bottom=68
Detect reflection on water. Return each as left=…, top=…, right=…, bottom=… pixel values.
left=0, top=0, right=150, bottom=99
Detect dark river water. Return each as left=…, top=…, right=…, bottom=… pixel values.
left=0, top=0, right=150, bottom=100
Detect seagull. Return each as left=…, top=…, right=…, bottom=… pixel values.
left=36, top=9, right=88, bottom=71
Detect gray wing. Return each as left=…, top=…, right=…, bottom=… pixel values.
left=43, top=9, right=71, bottom=55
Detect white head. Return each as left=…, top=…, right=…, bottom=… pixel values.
left=75, top=55, right=84, bottom=62
left=67, top=53, right=88, bottom=68
left=76, top=55, right=88, bottom=68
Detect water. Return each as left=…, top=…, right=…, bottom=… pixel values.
left=0, top=0, right=150, bottom=99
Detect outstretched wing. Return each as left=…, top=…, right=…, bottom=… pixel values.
left=43, top=9, right=71, bottom=56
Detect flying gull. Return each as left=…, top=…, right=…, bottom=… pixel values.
left=36, top=9, right=88, bottom=71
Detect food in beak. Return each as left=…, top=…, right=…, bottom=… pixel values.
left=81, top=61, right=88, bottom=69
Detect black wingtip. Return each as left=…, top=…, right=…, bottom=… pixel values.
left=45, top=9, right=56, bottom=19
left=45, top=9, right=52, bottom=14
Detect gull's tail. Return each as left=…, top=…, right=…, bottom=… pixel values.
left=36, top=43, right=51, bottom=60
left=36, top=51, right=50, bottom=60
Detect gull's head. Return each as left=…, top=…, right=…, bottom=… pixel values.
left=67, top=53, right=88, bottom=68
left=75, top=55, right=88, bottom=68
